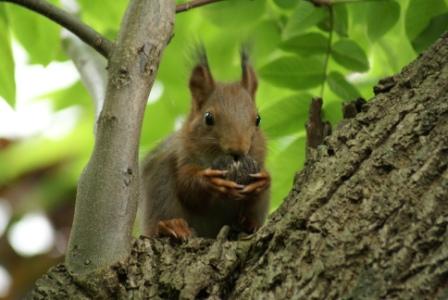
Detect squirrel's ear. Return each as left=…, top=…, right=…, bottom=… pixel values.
left=241, top=51, right=258, bottom=100
left=189, top=64, right=214, bottom=108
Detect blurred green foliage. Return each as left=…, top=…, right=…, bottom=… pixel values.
left=0, top=0, right=447, bottom=213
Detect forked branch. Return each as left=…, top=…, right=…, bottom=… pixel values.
left=1, top=0, right=224, bottom=59
left=0, top=0, right=113, bottom=58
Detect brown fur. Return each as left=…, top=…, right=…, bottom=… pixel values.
left=141, top=52, right=270, bottom=238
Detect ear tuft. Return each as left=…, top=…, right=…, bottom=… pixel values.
left=189, top=46, right=214, bottom=108
left=241, top=49, right=258, bottom=100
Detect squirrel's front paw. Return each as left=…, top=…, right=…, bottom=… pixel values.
left=199, top=168, right=245, bottom=199
left=157, top=218, right=192, bottom=241
left=241, top=170, right=270, bottom=195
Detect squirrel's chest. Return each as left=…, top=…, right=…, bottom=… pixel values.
left=185, top=198, right=243, bottom=238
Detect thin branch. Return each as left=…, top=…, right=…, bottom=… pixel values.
left=176, top=0, right=224, bottom=13
left=1, top=0, right=113, bottom=58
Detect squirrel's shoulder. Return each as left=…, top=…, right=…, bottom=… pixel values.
left=141, top=132, right=183, bottom=170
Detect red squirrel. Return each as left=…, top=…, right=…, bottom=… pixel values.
left=141, top=50, right=270, bottom=239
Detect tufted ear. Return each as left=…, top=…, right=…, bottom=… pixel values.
left=189, top=50, right=214, bottom=109
left=241, top=51, right=258, bottom=100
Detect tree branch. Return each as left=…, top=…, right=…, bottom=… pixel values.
left=65, top=0, right=175, bottom=274
left=1, top=0, right=113, bottom=58
left=176, top=0, right=224, bottom=13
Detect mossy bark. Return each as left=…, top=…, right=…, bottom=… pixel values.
left=31, top=33, right=448, bottom=299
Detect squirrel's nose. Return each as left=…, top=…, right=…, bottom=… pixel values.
left=227, top=149, right=245, bottom=162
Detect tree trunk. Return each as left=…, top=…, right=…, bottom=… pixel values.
left=30, top=33, right=448, bottom=299
left=65, top=0, right=175, bottom=274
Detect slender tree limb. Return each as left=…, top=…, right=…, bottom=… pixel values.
left=0, top=0, right=113, bottom=58
left=66, top=0, right=175, bottom=274
left=176, top=0, right=224, bottom=13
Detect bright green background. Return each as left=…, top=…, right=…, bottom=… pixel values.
left=0, top=0, right=446, bottom=217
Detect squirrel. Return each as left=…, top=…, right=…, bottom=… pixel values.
left=141, top=49, right=270, bottom=239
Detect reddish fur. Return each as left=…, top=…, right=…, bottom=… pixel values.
left=141, top=53, right=270, bottom=239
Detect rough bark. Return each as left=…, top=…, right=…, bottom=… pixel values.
left=32, top=33, right=448, bottom=299
left=65, top=0, right=175, bottom=274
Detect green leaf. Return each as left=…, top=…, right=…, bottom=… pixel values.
left=0, top=5, right=15, bottom=106
left=411, top=13, right=448, bottom=53
left=405, top=0, right=447, bottom=41
left=283, top=1, right=328, bottom=38
left=274, top=0, right=298, bottom=10
left=202, top=0, right=266, bottom=28
left=327, top=72, right=360, bottom=100
left=259, top=56, right=325, bottom=90
left=367, top=1, right=400, bottom=41
left=40, top=81, right=91, bottom=111
left=331, top=39, right=369, bottom=72
left=333, top=4, right=349, bottom=37
left=323, top=99, right=343, bottom=126
left=260, top=94, right=312, bottom=138
left=267, top=135, right=306, bottom=209
left=77, top=0, right=127, bottom=35
left=6, top=1, right=61, bottom=65
left=250, top=20, right=282, bottom=60
left=281, top=32, right=328, bottom=56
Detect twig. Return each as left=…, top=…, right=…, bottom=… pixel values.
left=176, top=0, right=224, bottom=13
left=1, top=0, right=113, bottom=58
left=305, top=97, right=332, bottom=160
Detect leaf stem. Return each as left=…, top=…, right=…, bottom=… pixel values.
left=320, top=6, right=334, bottom=98
left=331, top=0, right=392, bottom=4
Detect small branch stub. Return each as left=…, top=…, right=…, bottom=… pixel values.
left=305, top=97, right=332, bottom=159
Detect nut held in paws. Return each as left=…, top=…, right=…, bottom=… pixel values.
left=211, top=155, right=260, bottom=185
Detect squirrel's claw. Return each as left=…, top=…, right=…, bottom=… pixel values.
left=157, top=218, right=192, bottom=241
left=242, top=171, right=270, bottom=194
left=249, top=170, right=270, bottom=180
left=200, top=168, right=245, bottom=199
left=200, top=168, right=228, bottom=178
left=241, top=180, right=268, bottom=194
left=210, top=177, right=244, bottom=190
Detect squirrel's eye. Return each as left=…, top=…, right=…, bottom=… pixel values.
left=204, top=112, right=214, bottom=126
left=256, top=114, right=261, bottom=127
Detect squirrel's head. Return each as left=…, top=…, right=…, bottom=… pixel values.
left=184, top=50, right=261, bottom=162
